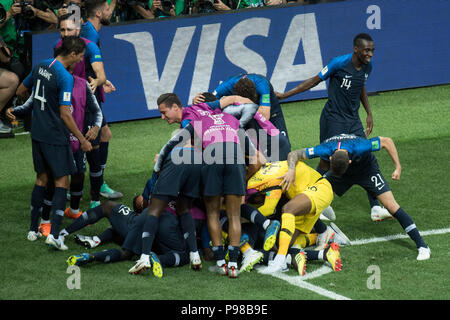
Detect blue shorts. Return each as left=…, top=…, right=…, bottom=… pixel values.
left=319, top=110, right=365, bottom=143
left=327, top=153, right=391, bottom=198
left=201, top=143, right=246, bottom=197
left=152, top=148, right=202, bottom=201
left=32, top=139, right=76, bottom=178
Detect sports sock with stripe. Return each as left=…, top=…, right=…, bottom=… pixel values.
left=30, top=185, right=46, bottom=232
left=278, top=213, right=296, bottom=256
left=87, top=148, right=103, bottom=202
left=50, top=187, right=67, bottom=238
left=179, top=211, right=199, bottom=253
left=65, top=205, right=104, bottom=234
left=93, top=249, right=123, bottom=263
left=240, top=204, right=269, bottom=229
left=141, top=215, right=159, bottom=255
left=393, top=207, right=427, bottom=248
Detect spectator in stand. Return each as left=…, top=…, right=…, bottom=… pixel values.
left=213, top=0, right=284, bottom=11
left=0, top=36, right=19, bottom=133
left=132, top=0, right=185, bottom=19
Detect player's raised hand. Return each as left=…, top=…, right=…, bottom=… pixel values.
left=192, top=93, right=205, bottom=105
left=279, top=169, right=296, bottom=192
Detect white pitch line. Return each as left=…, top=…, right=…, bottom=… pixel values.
left=350, top=227, right=450, bottom=246
left=263, top=227, right=450, bottom=300
left=270, top=272, right=351, bottom=300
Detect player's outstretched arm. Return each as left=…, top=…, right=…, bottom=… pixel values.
left=275, top=75, right=322, bottom=101
left=379, top=136, right=401, bottom=180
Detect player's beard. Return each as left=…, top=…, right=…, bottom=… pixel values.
left=100, top=17, right=111, bottom=26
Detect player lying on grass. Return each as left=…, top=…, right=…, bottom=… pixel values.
left=284, top=134, right=431, bottom=260
left=65, top=198, right=202, bottom=278
left=245, top=161, right=343, bottom=274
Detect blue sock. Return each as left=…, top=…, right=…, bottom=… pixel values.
left=313, top=219, right=327, bottom=234
left=368, top=193, right=380, bottom=208
left=50, top=187, right=67, bottom=238
left=87, top=148, right=103, bottom=201
left=30, top=185, right=46, bottom=232
left=394, top=207, right=427, bottom=248
left=227, top=245, right=239, bottom=264
left=66, top=205, right=104, bottom=234
left=99, top=142, right=109, bottom=170
left=179, top=211, right=198, bottom=252
left=141, top=215, right=159, bottom=255
left=93, top=249, right=123, bottom=263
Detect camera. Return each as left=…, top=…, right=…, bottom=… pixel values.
left=19, top=0, right=35, bottom=20
left=161, top=0, right=174, bottom=13
left=197, top=0, right=216, bottom=14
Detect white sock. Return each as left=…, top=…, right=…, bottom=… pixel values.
left=140, top=253, right=149, bottom=261
left=228, top=261, right=238, bottom=268
left=40, top=219, right=50, bottom=224
left=216, top=259, right=226, bottom=267
left=262, top=220, right=270, bottom=230
left=59, top=229, right=69, bottom=237
left=318, top=250, right=324, bottom=261
left=70, top=208, right=79, bottom=214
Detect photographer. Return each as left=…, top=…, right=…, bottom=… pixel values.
left=12, top=0, right=59, bottom=31
left=0, top=35, right=19, bottom=133
left=132, top=0, right=185, bottom=19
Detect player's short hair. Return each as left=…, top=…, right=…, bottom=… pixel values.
left=85, top=0, right=107, bottom=18
left=54, top=36, right=86, bottom=57
left=132, top=195, right=142, bottom=213
left=330, top=150, right=349, bottom=177
left=353, top=33, right=374, bottom=47
left=233, top=77, right=258, bottom=104
left=201, top=92, right=217, bottom=102
left=157, top=93, right=182, bottom=108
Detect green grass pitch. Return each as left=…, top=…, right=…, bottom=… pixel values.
left=0, top=85, right=449, bottom=300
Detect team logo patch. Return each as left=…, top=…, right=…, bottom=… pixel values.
left=262, top=94, right=270, bottom=104
left=320, top=65, right=328, bottom=76
left=95, top=55, right=102, bottom=59
left=63, top=92, right=71, bottom=102
left=307, top=148, right=314, bottom=156
left=371, top=139, right=380, bottom=150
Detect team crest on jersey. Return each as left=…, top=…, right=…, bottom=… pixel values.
left=63, top=92, right=71, bottom=102
left=371, top=139, right=380, bottom=150
left=262, top=94, right=270, bottom=104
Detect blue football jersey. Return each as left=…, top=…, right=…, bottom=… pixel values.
left=306, top=134, right=381, bottom=161
left=80, top=21, right=100, bottom=47
left=23, top=58, right=74, bottom=145
left=318, top=54, right=372, bottom=121
left=214, top=74, right=277, bottom=113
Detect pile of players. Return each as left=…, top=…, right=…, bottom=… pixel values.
left=15, top=26, right=431, bottom=280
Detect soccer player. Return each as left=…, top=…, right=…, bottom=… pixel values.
left=193, top=73, right=291, bottom=152
left=140, top=93, right=265, bottom=278
left=16, top=36, right=91, bottom=250
left=80, top=0, right=122, bottom=201
left=8, top=69, right=103, bottom=235
left=246, top=161, right=342, bottom=274
left=128, top=120, right=204, bottom=275
left=65, top=201, right=190, bottom=278
left=285, top=134, right=431, bottom=260
left=55, top=13, right=111, bottom=209
left=276, top=33, right=389, bottom=220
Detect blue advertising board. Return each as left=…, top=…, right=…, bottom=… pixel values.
left=31, top=0, right=450, bottom=122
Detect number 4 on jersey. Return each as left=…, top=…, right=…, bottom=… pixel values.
left=34, top=79, right=47, bottom=111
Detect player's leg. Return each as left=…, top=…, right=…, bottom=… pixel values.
left=99, top=124, right=123, bottom=200
left=225, top=194, right=243, bottom=277
left=86, top=145, right=103, bottom=208
left=204, top=195, right=228, bottom=275
left=59, top=201, right=113, bottom=241
left=38, top=179, right=54, bottom=237
left=28, top=171, right=48, bottom=241
left=65, top=172, right=84, bottom=219
left=377, top=191, right=430, bottom=260
left=67, top=248, right=135, bottom=266
left=176, top=196, right=202, bottom=270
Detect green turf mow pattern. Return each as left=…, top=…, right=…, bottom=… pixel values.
left=0, top=85, right=449, bottom=300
